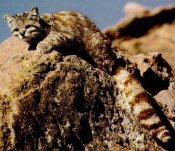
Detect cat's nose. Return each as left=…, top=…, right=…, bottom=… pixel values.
left=20, top=31, right=25, bottom=37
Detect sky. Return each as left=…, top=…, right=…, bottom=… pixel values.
left=1, top=0, right=175, bottom=43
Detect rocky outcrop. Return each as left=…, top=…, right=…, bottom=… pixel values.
left=155, top=89, right=175, bottom=129
left=104, top=3, right=175, bottom=68
left=113, top=48, right=173, bottom=95
left=0, top=36, right=175, bottom=150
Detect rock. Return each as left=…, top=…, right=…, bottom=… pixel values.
left=154, top=90, right=175, bottom=130
left=104, top=3, right=175, bottom=67
left=129, top=52, right=173, bottom=95
left=112, top=48, right=173, bottom=95
left=0, top=36, right=169, bottom=150
left=124, top=2, right=149, bottom=17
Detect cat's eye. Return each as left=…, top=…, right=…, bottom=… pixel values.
left=13, top=28, right=19, bottom=32
left=25, top=25, right=31, bottom=28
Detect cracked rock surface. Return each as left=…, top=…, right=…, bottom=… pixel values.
left=1, top=37, right=173, bottom=150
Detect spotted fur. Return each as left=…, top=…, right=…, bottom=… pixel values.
left=4, top=7, right=172, bottom=144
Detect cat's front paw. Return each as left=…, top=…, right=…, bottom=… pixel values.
left=36, top=42, right=53, bottom=54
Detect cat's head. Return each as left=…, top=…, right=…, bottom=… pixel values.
left=3, top=7, right=43, bottom=42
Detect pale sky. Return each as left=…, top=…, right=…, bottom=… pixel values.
left=1, top=0, right=175, bottom=43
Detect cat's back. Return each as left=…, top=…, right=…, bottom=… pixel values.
left=41, top=11, right=92, bottom=31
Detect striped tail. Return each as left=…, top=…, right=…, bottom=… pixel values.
left=113, top=67, right=171, bottom=143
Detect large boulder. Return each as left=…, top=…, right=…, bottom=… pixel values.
left=104, top=3, right=175, bottom=68
left=0, top=36, right=173, bottom=150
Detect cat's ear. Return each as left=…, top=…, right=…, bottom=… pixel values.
left=3, top=15, right=14, bottom=24
left=29, top=7, right=39, bottom=20
left=31, top=7, right=39, bottom=16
